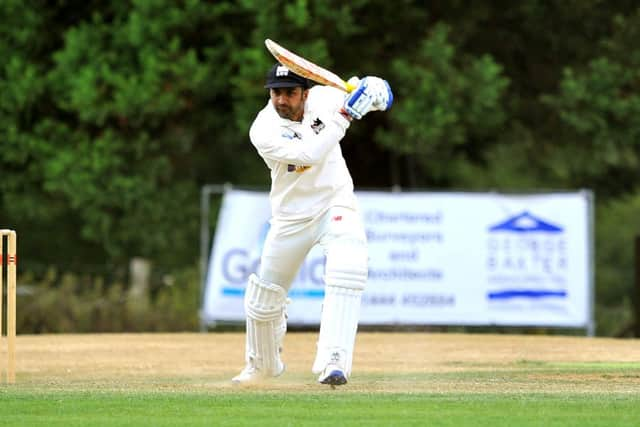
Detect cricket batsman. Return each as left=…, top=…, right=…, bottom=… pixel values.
left=232, top=62, right=393, bottom=387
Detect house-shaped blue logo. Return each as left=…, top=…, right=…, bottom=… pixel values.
left=486, top=210, right=567, bottom=301
left=488, top=211, right=563, bottom=233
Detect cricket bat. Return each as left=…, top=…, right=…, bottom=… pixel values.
left=264, top=39, right=357, bottom=93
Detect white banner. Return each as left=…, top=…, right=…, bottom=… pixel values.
left=202, top=189, right=593, bottom=329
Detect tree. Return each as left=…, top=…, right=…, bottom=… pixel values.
left=1, top=1, right=261, bottom=271
left=378, top=23, right=509, bottom=187
left=542, top=9, right=640, bottom=196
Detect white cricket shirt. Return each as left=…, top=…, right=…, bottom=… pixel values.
left=250, top=86, right=358, bottom=220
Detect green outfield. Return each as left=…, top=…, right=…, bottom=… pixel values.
left=0, top=333, right=638, bottom=426
left=1, top=390, right=639, bottom=427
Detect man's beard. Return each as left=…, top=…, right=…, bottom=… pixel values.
left=275, top=106, right=297, bottom=120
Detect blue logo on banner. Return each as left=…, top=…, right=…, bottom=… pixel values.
left=487, top=289, right=567, bottom=300
left=488, top=211, right=563, bottom=233
left=486, top=210, right=568, bottom=301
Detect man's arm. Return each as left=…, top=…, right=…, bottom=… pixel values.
left=250, top=108, right=350, bottom=166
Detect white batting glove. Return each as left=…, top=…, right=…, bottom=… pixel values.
left=343, top=77, right=374, bottom=120
left=367, top=77, right=393, bottom=111
left=343, top=76, right=393, bottom=120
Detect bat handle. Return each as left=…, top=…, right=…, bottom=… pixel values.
left=345, top=81, right=358, bottom=93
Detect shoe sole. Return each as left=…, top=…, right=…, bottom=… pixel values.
left=319, top=370, right=347, bottom=386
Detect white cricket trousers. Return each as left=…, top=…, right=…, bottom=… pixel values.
left=258, top=205, right=367, bottom=290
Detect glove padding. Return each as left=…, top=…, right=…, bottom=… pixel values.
left=368, top=77, right=393, bottom=112
left=343, top=76, right=393, bottom=120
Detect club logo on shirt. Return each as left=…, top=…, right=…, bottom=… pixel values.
left=310, top=118, right=325, bottom=134
left=282, top=128, right=302, bottom=139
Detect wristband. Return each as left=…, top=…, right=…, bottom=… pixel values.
left=339, top=107, right=354, bottom=122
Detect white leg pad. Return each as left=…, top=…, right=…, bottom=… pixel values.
left=312, top=243, right=367, bottom=377
left=244, top=274, right=288, bottom=376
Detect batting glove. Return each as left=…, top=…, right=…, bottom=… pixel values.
left=367, top=77, right=393, bottom=111
left=343, top=76, right=393, bottom=120
left=343, top=77, right=375, bottom=120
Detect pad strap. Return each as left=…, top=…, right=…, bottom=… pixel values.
left=245, top=274, right=287, bottom=321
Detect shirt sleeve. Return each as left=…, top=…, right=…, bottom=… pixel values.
left=250, top=92, right=351, bottom=165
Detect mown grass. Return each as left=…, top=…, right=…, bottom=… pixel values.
left=0, top=389, right=638, bottom=427
left=3, top=334, right=639, bottom=426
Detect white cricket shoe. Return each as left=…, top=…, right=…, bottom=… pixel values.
left=231, top=361, right=285, bottom=385
left=317, top=351, right=347, bottom=387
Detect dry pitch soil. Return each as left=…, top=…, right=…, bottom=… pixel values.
left=4, top=332, right=640, bottom=393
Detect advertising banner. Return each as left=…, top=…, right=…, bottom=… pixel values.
left=202, top=189, right=592, bottom=329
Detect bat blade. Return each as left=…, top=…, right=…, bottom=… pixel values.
left=264, top=39, right=356, bottom=93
